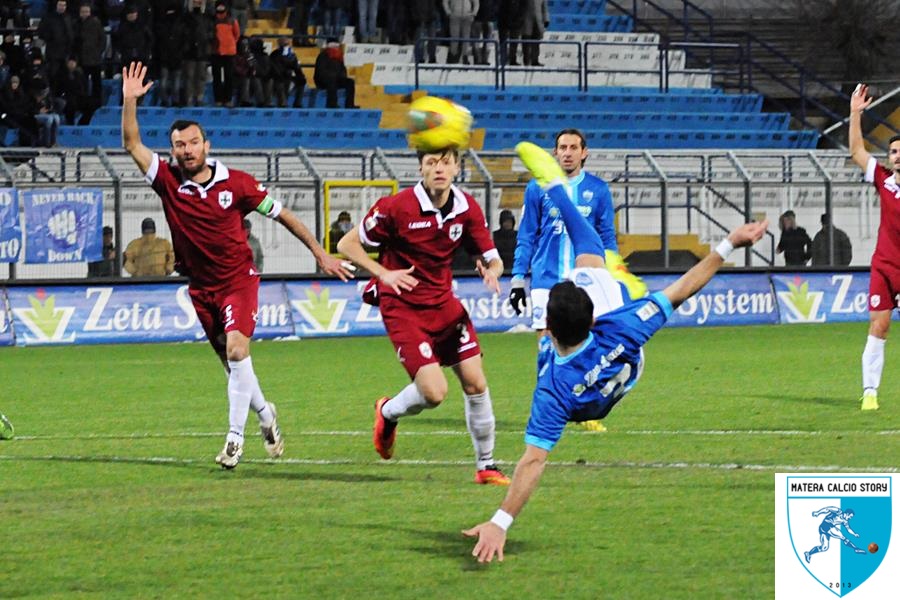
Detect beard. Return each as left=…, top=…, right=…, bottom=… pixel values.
left=177, top=155, right=206, bottom=177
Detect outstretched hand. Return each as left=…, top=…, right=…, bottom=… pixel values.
left=727, top=219, right=769, bottom=249
left=317, top=253, right=356, bottom=282
left=122, top=61, right=153, bottom=101
left=462, top=522, right=507, bottom=563
left=851, top=83, right=873, bottom=114
left=379, top=266, right=418, bottom=295
left=475, top=259, right=501, bottom=295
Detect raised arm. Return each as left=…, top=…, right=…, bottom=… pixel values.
left=849, top=83, right=874, bottom=171
left=661, top=221, right=768, bottom=308
left=337, top=225, right=418, bottom=294
left=121, top=61, right=155, bottom=174
left=276, top=207, right=355, bottom=281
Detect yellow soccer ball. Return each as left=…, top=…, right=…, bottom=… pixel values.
left=407, top=96, right=473, bottom=152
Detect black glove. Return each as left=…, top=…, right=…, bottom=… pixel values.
left=509, top=285, right=527, bottom=316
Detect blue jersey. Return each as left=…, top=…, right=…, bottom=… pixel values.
left=525, top=292, right=673, bottom=451
left=512, top=171, right=617, bottom=290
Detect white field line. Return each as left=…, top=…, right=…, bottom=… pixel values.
left=0, top=454, right=896, bottom=473
left=9, top=429, right=900, bottom=441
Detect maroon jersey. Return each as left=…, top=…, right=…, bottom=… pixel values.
left=866, top=157, right=900, bottom=269
left=358, top=182, right=499, bottom=305
left=146, top=153, right=269, bottom=290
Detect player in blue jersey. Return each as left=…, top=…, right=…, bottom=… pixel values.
left=463, top=142, right=768, bottom=563
left=509, top=129, right=646, bottom=432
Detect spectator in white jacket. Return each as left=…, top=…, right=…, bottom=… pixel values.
left=443, top=0, right=479, bottom=64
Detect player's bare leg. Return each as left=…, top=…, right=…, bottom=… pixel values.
left=861, top=310, right=890, bottom=411
left=452, top=356, right=509, bottom=486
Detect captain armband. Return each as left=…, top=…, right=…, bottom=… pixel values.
left=255, top=195, right=283, bottom=219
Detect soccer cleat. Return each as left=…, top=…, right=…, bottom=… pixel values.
left=860, top=390, right=879, bottom=411
left=260, top=402, right=284, bottom=458
left=574, top=419, right=608, bottom=432
left=605, top=250, right=648, bottom=300
left=475, top=465, right=511, bottom=486
left=0, top=413, right=14, bottom=440
left=215, top=440, right=243, bottom=469
left=373, top=397, right=397, bottom=460
left=516, top=141, right=566, bottom=188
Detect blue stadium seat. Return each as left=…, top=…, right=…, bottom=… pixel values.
left=471, top=111, right=790, bottom=131
left=548, top=14, right=633, bottom=32
left=382, top=85, right=722, bottom=96
left=90, top=107, right=383, bottom=128
left=548, top=0, right=608, bottom=13
left=439, top=91, right=762, bottom=113
left=484, top=129, right=818, bottom=150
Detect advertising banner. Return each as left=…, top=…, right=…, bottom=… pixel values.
left=23, top=188, right=103, bottom=264
left=644, top=272, right=779, bottom=327
left=0, top=188, right=20, bottom=263
left=771, top=272, right=878, bottom=324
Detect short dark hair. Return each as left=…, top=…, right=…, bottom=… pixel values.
left=889, top=134, right=900, bottom=146
left=416, top=147, right=460, bottom=164
left=554, top=128, right=587, bottom=150
left=169, top=119, right=207, bottom=142
left=546, top=281, right=594, bottom=348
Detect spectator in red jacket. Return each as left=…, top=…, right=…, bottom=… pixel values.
left=313, top=39, right=357, bottom=109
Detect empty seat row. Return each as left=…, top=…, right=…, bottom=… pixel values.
left=91, top=107, right=381, bottom=127
left=440, top=91, right=763, bottom=113
left=548, top=0, right=608, bottom=13
left=549, top=14, right=633, bottom=32
left=471, top=111, right=790, bottom=131
left=384, top=84, right=720, bottom=96
left=59, top=126, right=409, bottom=150
left=484, top=129, right=819, bottom=150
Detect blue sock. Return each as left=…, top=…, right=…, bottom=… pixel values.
left=545, top=182, right=605, bottom=257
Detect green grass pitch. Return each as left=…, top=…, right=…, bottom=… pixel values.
left=1, top=322, right=897, bottom=598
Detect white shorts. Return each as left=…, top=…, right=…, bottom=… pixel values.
left=530, top=268, right=625, bottom=330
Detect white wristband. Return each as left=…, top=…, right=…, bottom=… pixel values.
left=714, top=238, right=734, bottom=260
left=490, top=509, right=514, bottom=531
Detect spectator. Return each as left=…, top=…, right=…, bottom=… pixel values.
left=0, top=76, right=37, bottom=146
left=75, top=3, right=106, bottom=109
left=313, top=39, right=357, bottom=109
left=776, top=210, right=811, bottom=266
left=212, top=0, right=239, bottom=107
left=321, top=0, right=349, bottom=39
left=492, top=208, right=516, bottom=269
left=329, top=210, right=353, bottom=253
left=243, top=218, right=264, bottom=271
left=23, top=49, right=50, bottom=96
left=182, top=0, right=214, bottom=107
left=811, top=213, right=853, bottom=267
left=103, top=0, right=126, bottom=33
left=87, top=225, right=117, bottom=277
left=57, top=57, right=97, bottom=125
left=233, top=36, right=256, bottom=106
left=29, top=85, right=63, bottom=147
left=472, top=0, right=497, bottom=64
left=383, top=0, right=409, bottom=45
left=230, top=0, right=252, bottom=34
left=520, top=0, right=547, bottom=67
left=443, top=0, right=478, bottom=65
left=291, top=0, right=315, bottom=46
left=410, top=0, right=438, bottom=63
left=37, top=0, right=76, bottom=85
left=357, top=0, right=379, bottom=43
left=248, top=37, right=273, bottom=106
left=0, top=51, right=9, bottom=90
left=154, top=5, right=186, bottom=106
left=270, top=36, right=305, bottom=108
left=1, top=33, right=25, bottom=76
left=498, top=0, right=524, bottom=66
left=124, top=217, right=175, bottom=276
left=0, top=0, right=29, bottom=28
left=115, top=5, right=153, bottom=72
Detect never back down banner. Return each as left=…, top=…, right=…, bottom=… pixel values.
left=23, top=188, right=103, bottom=264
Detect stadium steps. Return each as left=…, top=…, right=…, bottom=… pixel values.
left=618, top=233, right=711, bottom=261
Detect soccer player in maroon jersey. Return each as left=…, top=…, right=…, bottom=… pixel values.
left=849, top=83, right=900, bottom=411
left=121, top=62, right=355, bottom=468
left=337, top=147, right=510, bottom=485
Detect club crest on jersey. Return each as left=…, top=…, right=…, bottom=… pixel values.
left=582, top=190, right=594, bottom=201
left=218, top=191, right=233, bottom=209
left=418, top=342, right=433, bottom=359
left=871, top=294, right=881, bottom=308
left=448, top=223, right=463, bottom=241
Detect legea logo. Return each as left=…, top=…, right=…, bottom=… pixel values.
left=12, top=289, right=76, bottom=343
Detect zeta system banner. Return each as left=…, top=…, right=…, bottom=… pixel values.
left=23, top=188, right=103, bottom=264
left=0, top=187, right=20, bottom=263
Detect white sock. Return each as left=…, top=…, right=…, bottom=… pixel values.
left=464, top=388, right=496, bottom=471
left=382, top=382, right=431, bottom=421
left=226, top=357, right=256, bottom=444
left=862, top=335, right=886, bottom=392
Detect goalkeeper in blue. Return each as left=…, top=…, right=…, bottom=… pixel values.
left=463, top=142, right=768, bottom=563
left=509, top=129, right=645, bottom=432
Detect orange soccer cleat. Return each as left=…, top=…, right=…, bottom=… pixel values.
left=373, top=397, right=398, bottom=459
left=474, top=465, right=511, bottom=486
